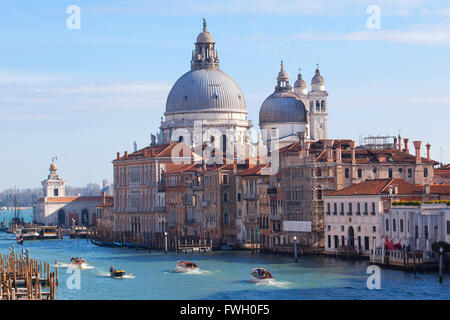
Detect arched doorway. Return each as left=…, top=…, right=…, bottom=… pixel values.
left=81, top=209, right=89, bottom=226
left=58, top=209, right=65, bottom=226
left=348, top=226, right=355, bottom=248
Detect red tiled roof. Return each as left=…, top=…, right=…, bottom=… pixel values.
left=237, top=164, right=270, bottom=176
left=325, top=178, right=450, bottom=197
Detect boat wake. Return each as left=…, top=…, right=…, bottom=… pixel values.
left=55, top=263, right=95, bottom=270
left=255, top=279, right=291, bottom=288
left=98, top=272, right=135, bottom=279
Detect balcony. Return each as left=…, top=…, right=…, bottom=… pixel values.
left=244, top=215, right=257, bottom=224
left=244, top=193, right=257, bottom=200
left=269, top=214, right=283, bottom=221
left=157, top=182, right=165, bottom=192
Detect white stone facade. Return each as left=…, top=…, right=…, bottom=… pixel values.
left=382, top=204, right=450, bottom=251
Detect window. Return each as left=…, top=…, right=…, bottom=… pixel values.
left=53, top=189, right=59, bottom=197
left=400, top=219, right=404, bottom=233
left=415, top=225, right=419, bottom=239
left=447, top=221, right=450, bottom=235
left=223, top=192, right=228, bottom=203
left=348, top=203, right=352, bottom=215
left=341, top=236, right=345, bottom=247
left=316, top=100, right=320, bottom=112
left=371, top=202, right=376, bottom=215
left=372, top=226, right=376, bottom=233
left=327, top=203, right=331, bottom=215
left=238, top=193, right=241, bottom=202
left=388, top=168, right=393, bottom=178
left=357, top=226, right=361, bottom=232
left=223, top=174, right=228, bottom=185
left=223, top=212, right=229, bottom=226
left=333, top=203, right=337, bottom=215
left=340, top=203, right=344, bottom=215
left=327, top=235, right=331, bottom=248
left=341, top=225, right=344, bottom=232
left=356, top=203, right=361, bottom=215
left=364, top=203, right=368, bottom=215
left=424, top=168, right=429, bottom=178
left=357, top=169, right=362, bottom=178
left=321, top=100, right=326, bottom=112
left=345, top=168, right=350, bottom=179
left=393, top=219, right=396, bottom=232
left=386, top=219, right=389, bottom=231
left=424, top=225, right=429, bottom=239
left=408, top=168, right=413, bottom=178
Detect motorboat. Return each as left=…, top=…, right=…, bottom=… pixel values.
left=176, top=260, right=199, bottom=273
left=17, top=236, right=24, bottom=244
left=250, top=268, right=273, bottom=282
left=110, top=267, right=126, bottom=278
left=70, top=257, right=87, bottom=268
left=15, top=228, right=39, bottom=240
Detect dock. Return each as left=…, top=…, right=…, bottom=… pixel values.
left=369, top=249, right=449, bottom=273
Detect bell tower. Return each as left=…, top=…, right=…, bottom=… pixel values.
left=42, top=158, right=66, bottom=198
left=308, top=65, right=328, bottom=141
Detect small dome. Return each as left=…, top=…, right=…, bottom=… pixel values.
left=197, top=18, right=214, bottom=43
left=197, top=31, right=214, bottom=43
left=294, top=73, right=306, bottom=89
left=259, top=91, right=307, bottom=124
left=311, top=68, right=324, bottom=85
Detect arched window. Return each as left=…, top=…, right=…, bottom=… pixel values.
left=316, top=100, right=320, bottom=112
left=223, top=211, right=229, bottom=226
left=357, top=168, right=362, bottom=178
left=321, top=100, right=326, bottom=112
left=424, top=167, right=428, bottom=178
left=408, top=168, right=413, bottom=178
left=345, top=168, right=350, bottom=179
left=178, top=136, right=183, bottom=142
left=388, top=168, right=393, bottom=178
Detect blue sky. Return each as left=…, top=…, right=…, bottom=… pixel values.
left=1, top=0, right=450, bottom=190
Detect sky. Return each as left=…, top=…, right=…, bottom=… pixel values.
left=1, top=0, right=449, bottom=190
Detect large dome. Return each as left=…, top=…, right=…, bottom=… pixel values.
left=165, top=69, right=247, bottom=114
left=259, top=90, right=307, bottom=124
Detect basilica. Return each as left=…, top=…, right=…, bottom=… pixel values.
left=159, top=19, right=328, bottom=149
left=96, top=20, right=442, bottom=251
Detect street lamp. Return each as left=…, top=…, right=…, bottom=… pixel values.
left=164, top=231, right=168, bottom=254
left=293, top=236, right=298, bottom=263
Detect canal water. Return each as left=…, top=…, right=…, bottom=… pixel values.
left=0, top=232, right=448, bottom=300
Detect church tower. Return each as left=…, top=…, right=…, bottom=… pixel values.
left=308, top=66, right=328, bottom=141
left=42, top=160, right=65, bottom=198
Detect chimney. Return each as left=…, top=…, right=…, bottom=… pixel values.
left=324, top=139, right=334, bottom=162
left=304, top=141, right=311, bottom=157
left=426, top=143, right=431, bottom=160
left=413, top=141, right=422, bottom=163
left=116, top=152, right=120, bottom=160
left=144, top=149, right=149, bottom=157
left=398, top=135, right=402, bottom=151
left=124, top=151, right=128, bottom=158
left=102, top=191, right=106, bottom=205
left=403, top=138, right=409, bottom=154
left=349, top=141, right=356, bottom=164
left=335, top=144, right=342, bottom=162
left=393, top=137, right=397, bottom=150
left=297, top=132, right=305, bottom=148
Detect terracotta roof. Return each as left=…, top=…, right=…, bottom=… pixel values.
left=325, top=179, right=450, bottom=197
left=237, top=164, right=270, bottom=176
left=277, top=140, right=438, bottom=165
left=41, top=196, right=108, bottom=203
